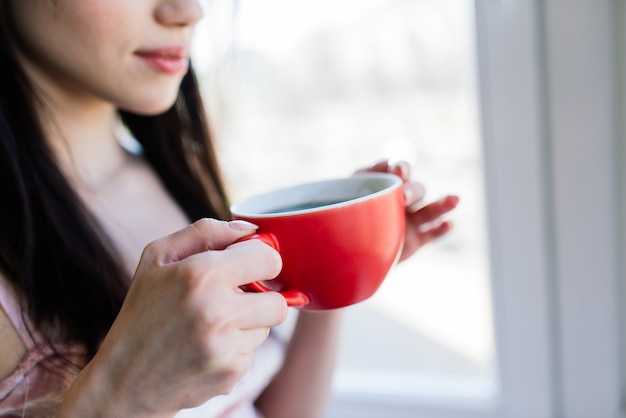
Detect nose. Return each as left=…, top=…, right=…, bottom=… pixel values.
left=155, top=0, right=204, bottom=27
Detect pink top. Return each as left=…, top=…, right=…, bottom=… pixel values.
left=0, top=284, right=286, bottom=418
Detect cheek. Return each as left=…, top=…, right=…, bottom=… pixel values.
left=15, top=0, right=123, bottom=53
left=71, top=3, right=135, bottom=49
left=11, top=2, right=132, bottom=82
left=63, top=3, right=134, bottom=63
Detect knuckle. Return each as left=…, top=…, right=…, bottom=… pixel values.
left=140, top=239, right=164, bottom=264
left=196, top=329, right=231, bottom=368
left=175, top=261, right=206, bottom=295
left=206, top=312, right=231, bottom=335
left=192, top=217, right=224, bottom=235
left=143, top=238, right=162, bottom=253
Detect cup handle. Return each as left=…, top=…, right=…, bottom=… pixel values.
left=237, top=232, right=310, bottom=307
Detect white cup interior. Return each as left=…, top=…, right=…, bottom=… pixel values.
left=230, top=173, right=402, bottom=218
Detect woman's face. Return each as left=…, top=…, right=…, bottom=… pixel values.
left=6, top=0, right=203, bottom=115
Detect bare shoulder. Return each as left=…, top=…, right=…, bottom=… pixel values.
left=0, top=274, right=26, bottom=380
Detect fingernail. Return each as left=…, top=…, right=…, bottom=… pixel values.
left=229, top=220, right=259, bottom=231
left=446, top=195, right=460, bottom=206
left=403, top=184, right=415, bottom=202
left=395, top=161, right=410, bottom=180
left=441, top=220, right=453, bottom=231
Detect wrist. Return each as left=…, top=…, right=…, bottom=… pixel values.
left=57, top=356, right=173, bottom=418
left=56, top=359, right=114, bottom=417
left=296, top=308, right=344, bottom=324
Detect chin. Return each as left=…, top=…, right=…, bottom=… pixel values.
left=119, top=93, right=180, bottom=116
left=114, top=71, right=190, bottom=115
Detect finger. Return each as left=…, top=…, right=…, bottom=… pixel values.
left=185, top=238, right=283, bottom=288
left=198, top=342, right=255, bottom=389
left=138, top=219, right=259, bottom=272
left=419, top=220, right=453, bottom=243
left=403, top=182, right=426, bottom=209
left=354, top=159, right=390, bottom=174
left=400, top=220, right=454, bottom=261
left=235, top=291, right=289, bottom=330
left=355, top=159, right=414, bottom=184
left=407, top=195, right=459, bottom=223
left=388, top=160, right=411, bottom=182
left=237, top=327, right=272, bottom=354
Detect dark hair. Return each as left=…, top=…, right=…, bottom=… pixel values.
left=0, top=12, right=230, bottom=357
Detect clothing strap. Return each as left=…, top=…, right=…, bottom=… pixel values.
left=0, top=282, right=36, bottom=350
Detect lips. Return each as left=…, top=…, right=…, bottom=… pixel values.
left=135, top=47, right=189, bottom=75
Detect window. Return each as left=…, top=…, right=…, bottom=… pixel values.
left=194, top=1, right=624, bottom=416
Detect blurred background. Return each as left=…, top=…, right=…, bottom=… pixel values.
left=195, top=0, right=494, bottom=393
left=193, top=1, right=625, bottom=417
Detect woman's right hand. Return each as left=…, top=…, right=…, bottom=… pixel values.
left=58, top=218, right=288, bottom=417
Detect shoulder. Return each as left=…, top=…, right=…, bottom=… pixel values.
left=0, top=274, right=26, bottom=380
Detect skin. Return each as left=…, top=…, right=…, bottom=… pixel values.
left=60, top=220, right=290, bottom=416
left=0, top=0, right=459, bottom=416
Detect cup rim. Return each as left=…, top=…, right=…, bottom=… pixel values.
left=230, top=172, right=403, bottom=219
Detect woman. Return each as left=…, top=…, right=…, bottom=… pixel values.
left=0, top=0, right=458, bottom=417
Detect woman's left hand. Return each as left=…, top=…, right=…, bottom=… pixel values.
left=356, top=160, right=459, bottom=263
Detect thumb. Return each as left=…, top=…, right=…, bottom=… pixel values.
left=138, top=218, right=259, bottom=270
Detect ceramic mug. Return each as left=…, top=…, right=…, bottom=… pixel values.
left=230, top=172, right=406, bottom=310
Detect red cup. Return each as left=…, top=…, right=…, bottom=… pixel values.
left=230, top=173, right=405, bottom=310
